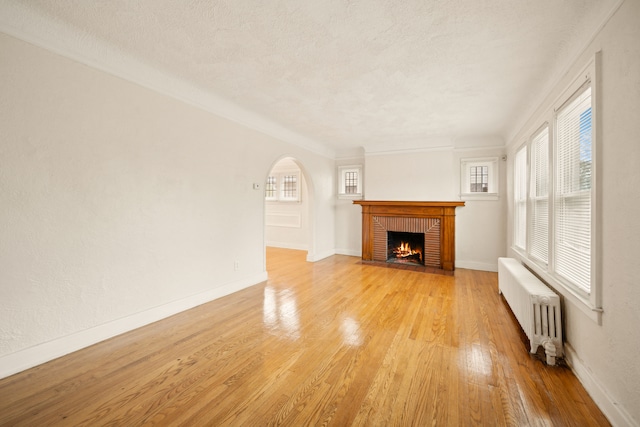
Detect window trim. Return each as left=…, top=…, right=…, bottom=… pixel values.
left=460, top=157, right=499, bottom=200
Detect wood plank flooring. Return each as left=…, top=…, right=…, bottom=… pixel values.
left=0, top=247, right=610, bottom=426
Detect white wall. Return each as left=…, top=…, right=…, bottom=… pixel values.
left=0, top=32, right=336, bottom=377
left=505, top=1, right=640, bottom=424
left=453, top=148, right=507, bottom=272
left=365, top=149, right=456, bottom=201
left=265, top=158, right=310, bottom=251
left=362, top=148, right=506, bottom=271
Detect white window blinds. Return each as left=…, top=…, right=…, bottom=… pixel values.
left=554, top=85, right=592, bottom=293
left=529, top=126, right=549, bottom=263
left=514, top=146, right=527, bottom=250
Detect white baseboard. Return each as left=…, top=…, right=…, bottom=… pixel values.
left=334, top=248, right=361, bottom=257
left=455, top=260, right=498, bottom=272
left=0, top=272, right=267, bottom=380
left=564, top=344, right=638, bottom=427
left=306, top=249, right=336, bottom=262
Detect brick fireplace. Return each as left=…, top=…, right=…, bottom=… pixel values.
left=353, top=201, right=465, bottom=271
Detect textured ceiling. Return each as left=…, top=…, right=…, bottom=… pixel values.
left=1, top=0, right=619, bottom=155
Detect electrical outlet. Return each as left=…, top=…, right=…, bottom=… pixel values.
left=234, top=260, right=240, bottom=271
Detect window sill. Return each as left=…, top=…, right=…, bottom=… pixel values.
left=266, top=199, right=301, bottom=204
left=338, top=193, right=363, bottom=200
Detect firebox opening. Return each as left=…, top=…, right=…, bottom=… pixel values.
left=387, top=231, right=424, bottom=265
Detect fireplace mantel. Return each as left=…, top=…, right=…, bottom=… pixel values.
left=353, top=200, right=465, bottom=271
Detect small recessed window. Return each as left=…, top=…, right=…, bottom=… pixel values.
left=469, top=165, right=489, bottom=192
left=460, top=157, right=499, bottom=200
left=281, top=175, right=298, bottom=201
left=344, top=171, right=359, bottom=194
left=265, top=176, right=277, bottom=200
left=265, top=173, right=301, bottom=202
left=338, top=165, right=363, bottom=199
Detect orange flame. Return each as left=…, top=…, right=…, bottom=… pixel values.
left=393, top=242, right=422, bottom=261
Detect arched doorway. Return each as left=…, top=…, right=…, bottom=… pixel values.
left=263, top=157, right=315, bottom=270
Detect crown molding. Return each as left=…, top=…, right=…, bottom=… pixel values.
left=0, top=2, right=336, bottom=159
left=452, top=145, right=506, bottom=153
left=363, top=137, right=454, bottom=156
left=364, top=145, right=454, bottom=156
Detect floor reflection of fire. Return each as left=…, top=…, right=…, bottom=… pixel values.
left=392, top=241, right=423, bottom=263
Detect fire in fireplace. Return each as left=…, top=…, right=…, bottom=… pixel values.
left=387, top=231, right=424, bottom=265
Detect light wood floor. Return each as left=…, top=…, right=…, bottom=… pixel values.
left=0, top=248, right=610, bottom=426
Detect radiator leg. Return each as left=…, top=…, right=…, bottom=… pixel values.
left=542, top=339, right=557, bottom=366
left=530, top=340, right=539, bottom=355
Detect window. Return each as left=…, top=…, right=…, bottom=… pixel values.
left=529, top=126, right=549, bottom=264
left=460, top=157, right=499, bottom=200
left=344, top=171, right=359, bottom=194
left=555, top=84, right=592, bottom=293
left=513, top=147, right=527, bottom=250
left=338, top=165, right=363, bottom=198
left=281, top=175, right=298, bottom=201
left=470, top=166, right=489, bottom=192
left=510, top=54, right=599, bottom=318
left=265, top=172, right=301, bottom=202
left=265, top=176, right=277, bottom=200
